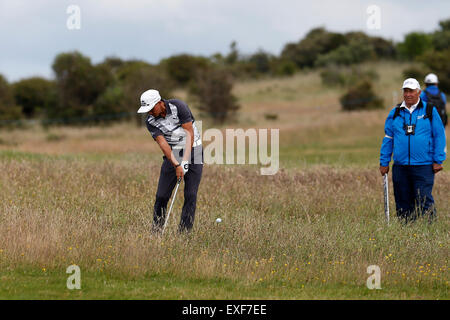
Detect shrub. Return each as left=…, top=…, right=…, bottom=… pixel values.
left=419, top=49, right=450, bottom=92
left=50, top=51, right=114, bottom=122
left=369, top=36, right=396, bottom=59
left=431, top=30, right=450, bottom=51
left=273, top=60, right=297, bottom=76
left=315, top=40, right=375, bottom=67
left=229, top=50, right=276, bottom=79
left=247, top=50, right=273, bottom=74
left=117, top=62, right=174, bottom=125
left=264, top=113, right=278, bottom=121
left=46, top=133, right=66, bottom=142
left=92, top=86, right=129, bottom=123
left=430, top=17, right=450, bottom=51
left=340, top=80, right=384, bottom=111
left=321, top=67, right=379, bottom=87
left=0, top=75, right=23, bottom=125
left=439, top=18, right=450, bottom=31
left=280, top=27, right=347, bottom=68
left=161, top=54, right=210, bottom=86
left=397, top=32, right=433, bottom=60
left=320, top=68, right=348, bottom=87
left=225, top=41, right=239, bottom=65
left=13, top=77, right=57, bottom=118
left=402, top=65, right=429, bottom=83
left=189, top=68, right=240, bottom=123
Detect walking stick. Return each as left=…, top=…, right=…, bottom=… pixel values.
left=383, top=173, right=390, bottom=224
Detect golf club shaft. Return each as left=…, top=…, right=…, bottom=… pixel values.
left=383, top=173, right=390, bottom=223
left=162, top=178, right=182, bottom=234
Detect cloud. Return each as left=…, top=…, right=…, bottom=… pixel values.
left=0, top=0, right=449, bottom=81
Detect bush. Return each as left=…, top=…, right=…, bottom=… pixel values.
left=92, top=86, right=128, bottom=123
left=101, top=56, right=125, bottom=72
left=369, top=36, right=396, bottom=59
left=189, top=68, right=240, bottom=123
left=13, top=77, right=57, bottom=118
left=340, top=80, right=384, bottom=111
left=228, top=50, right=276, bottom=79
left=431, top=30, right=450, bottom=51
left=419, top=49, right=450, bottom=92
left=439, top=18, right=450, bottom=31
left=0, top=75, right=22, bottom=125
left=247, top=50, right=273, bottom=74
left=46, top=133, right=66, bottom=142
left=50, top=51, right=114, bottom=122
left=397, top=32, right=433, bottom=60
left=116, top=61, right=174, bottom=125
left=315, top=39, right=375, bottom=67
left=402, top=65, right=429, bottom=83
left=215, top=47, right=276, bottom=79
left=264, top=113, right=278, bottom=121
left=273, top=60, right=296, bottom=76
left=320, top=68, right=348, bottom=87
left=280, top=27, right=347, bottom=68
left=429, top=18, right=450, bottom=51
left=225, top=41, right=239, bottom=65
left=343, top=32, right=396, bottom=60
left=320, top=67, right=379, bottom=87
left=161, top=54, right=210, bottom=86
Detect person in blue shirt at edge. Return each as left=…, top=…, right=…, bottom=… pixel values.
left=420, top=73, right=448, bottom=128
left=379, top=78, right=447, bottom=223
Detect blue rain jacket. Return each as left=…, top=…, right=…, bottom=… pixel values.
left=380, top=99, right=446, bottom=166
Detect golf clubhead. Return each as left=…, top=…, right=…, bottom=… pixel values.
left=162, top=177, right=182, bottom=234
left=383, top=173, right=390, bottom=224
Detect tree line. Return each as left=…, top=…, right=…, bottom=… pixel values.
left=0, top=18, right=449, bottom=125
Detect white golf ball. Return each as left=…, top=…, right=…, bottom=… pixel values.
left=215, top=218, right=222, bottom=223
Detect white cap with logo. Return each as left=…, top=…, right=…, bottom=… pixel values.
left=137, top=89, right=161, bottom=113
left=402, top=78, right=421, bottom=90
left=424, top=73, right=438, bottom=84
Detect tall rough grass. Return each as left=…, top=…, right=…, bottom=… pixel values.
left=0, top=158, right=448, bottom=298
left=0, top=61, right=447, bottom=298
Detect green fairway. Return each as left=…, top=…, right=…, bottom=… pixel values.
left=0, top=268, right=447, bottom=300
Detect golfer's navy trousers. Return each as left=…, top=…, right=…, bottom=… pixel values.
left=392, top=164, right=436, bottom=221
left=153, top=147, right=203, bottom=232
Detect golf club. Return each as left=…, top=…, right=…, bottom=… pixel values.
left=162, top=177, right=182, bottom=234
left=383, top=173, right=390, bottom=224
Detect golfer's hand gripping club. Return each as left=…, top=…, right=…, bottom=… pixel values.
left=181, top=160, right=189, bottom=175
left=379, top=166, right=389, bottom=176
left=175, top=161, right=189, bottom=180
left=175, top=164, right=184, bottom=180
left=432, top=163, right=443, bottom=174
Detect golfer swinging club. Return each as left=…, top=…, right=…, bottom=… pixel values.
left=138, top=89, right=203, bottom=233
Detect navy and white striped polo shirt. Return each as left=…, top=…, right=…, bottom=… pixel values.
left=146, top=99, right=202, bottom=150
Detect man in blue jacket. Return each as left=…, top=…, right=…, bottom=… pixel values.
left=420, top=73, right=447, bottom=127
left=379, top=78, right=447, bottom=222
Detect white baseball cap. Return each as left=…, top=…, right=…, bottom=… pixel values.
left=424, top=73, right=438, bottom=84
left=137, top=89, right=161, bottom=113
left=402, top=78, right=421, bottom=90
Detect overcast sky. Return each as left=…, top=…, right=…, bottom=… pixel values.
left=1, top=0, right=449, bottom=82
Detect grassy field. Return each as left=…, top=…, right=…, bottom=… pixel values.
left=0, top=62, right=448, bottom=299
